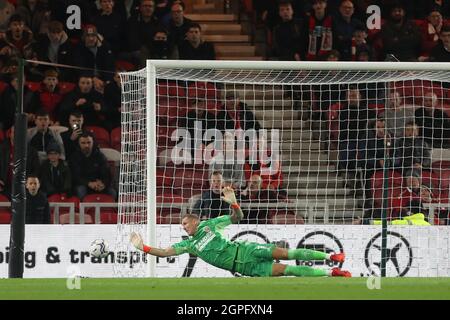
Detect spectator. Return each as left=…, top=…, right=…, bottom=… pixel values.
left=0, top=14, right=36, bottom=61
left=254, top=0, right=308, bottom=31
left=429, top=0, right=450, bottom=19
left=177, top=97, right=218, bottom=159
left=238, top=174, right=287, bottom=224
left=418, top=7, right=443, bottom=61
left=305, top=0, right=334, bottom=61
left=74, top=25, right=115, bottom=82
left=332, top=0, right=364, bottom=61
left=415, top=91, right=450, bottom=148
left=324, top=49, right=340, bottom=61
left=337, top=86, right=376, bottom=186
left=429, top=24, right=450, bottom=62
left=93, top=0, right=127, bottom=55
left=216, top=91, right=260, bottom=133
left=179, top=23, right=215, bottom=60
left=393, top=121, right=431, bottom=176
left=0, top=73, right=28, bottom=131
left=355, top=47, right=371, bottom=61
left=32, top=20, right=75, bottom=81
left=164, top=2, right=192, bottom=47
left=272, top=0, right=305, bottom=61
left=58, top=74, right=109, bottom=129
left=209, top=131, right=246, bottom=190
left=154, top=0, right=171, bottom=20
left=25, top=175, right=50, bottom=224
left=27, top=109, right=66, bottom=162
left=377, top=2, right=422, bottom=61
left=139, top=26, right=178, bottom=67
left=114, top=0, right=140, bottom=21
left=191, top=171, right=230, bottom=220
left=391, top=171, right=435, bottom=220
left=352, top=28, right=372, bottom=61
left=126, top=0, right=159, bottom=63
left=104, top=70, right=122, bottom=129
left=29, top=68, right=64, bottom=124
left=0, top=127, right=40, bottom=197
left=15, top=0, right=50, bottom=36
left=382, top=90, right=415, bottom=138
left=0, top=0, right=14, bottom=31
left=38, top=142, right=72, bottom=196
left=69, top=132, right=116, bottom=200
left=60, top=110, right=85, bottom=161
left=358, top=118, right=388, bottom=210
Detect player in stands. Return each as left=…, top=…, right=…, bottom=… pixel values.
left=131, top=186, right=351, bottom=278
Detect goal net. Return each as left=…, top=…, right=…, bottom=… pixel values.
left=114, top=61, right=450, bottom=278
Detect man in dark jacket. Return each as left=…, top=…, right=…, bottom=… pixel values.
left=69, top=132, right=116, bottom=200
left=178, top=23, right=215, bottom=60
left=126, top=0, right=159, bottom=59
left=32, top=20, right=75, bottom=81
left=429, top=25, right=450, bottom=62
left=164, top=2, right=192, bottom=47
left=92, top=0, right=127, bottom=55
left=0, top=14, right=35, bottom=61
left=393, top=121, right=432, bottom=176
left=58, top=74, right=109, bottom=129
left=378, top=3, right=422, bottom=61
left=192, top=171, right=231, bottom=220
left=216, top=91, right=261, bottom=132
left=414, top=91, right=450, bottom=148
left=25, top=175, right=50, bottom=224
left=61, top=111, right=86, bottom=160
left=332, top=0, right=365, bottom=61
left=272, top=0, right=305, bottom=61
left=74, top=25, right=115, bottom=82
left=38, top=143, right=72, bottom=197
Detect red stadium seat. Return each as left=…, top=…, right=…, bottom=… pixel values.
left=115, top=60, right=135, bottom=71
left=47, top=194, right=81, bottom=223
left=157, top=98, right=187, bottom=122
left=110, top=127, right=121, bottom=151
left=85, top=126, right=111, bottom=148
left=157, top=81, right=186, bottom=98
left=0, top=81, right=7, bottom=93
left=156, top=168, right=174, bottom=196
left=0, top=129, right=4, bottom=142
left=371, top=170, right=403, bottom=213
left=82, top=193, right=117, bottom=224
left=59, top=213, right=94, bottom=224
left=269, top=211, right=300, bottom=225
left=172, top=168, right=209, bottom=199
left=157, top=125, right=178, bottom=148
left=0, top=194, right=11, bottom=224
left=187, top=82, right=218, bottom=100
left=420, top=170, right=440, bottom=190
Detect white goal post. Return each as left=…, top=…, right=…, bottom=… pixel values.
left=114, top=60, right=450, bottom=278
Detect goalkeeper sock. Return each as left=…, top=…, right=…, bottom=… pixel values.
left=287, top=249, right=329, bottom=261
left=284, top=265, right=330, bottom=277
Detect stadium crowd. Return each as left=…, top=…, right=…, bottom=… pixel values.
left=0, top=0, right=449, bottom=225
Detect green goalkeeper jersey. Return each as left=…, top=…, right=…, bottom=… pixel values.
left=171, top=215, right=238, bottom=271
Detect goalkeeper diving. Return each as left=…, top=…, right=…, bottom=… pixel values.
left=130, top=187, right=351, bottom=277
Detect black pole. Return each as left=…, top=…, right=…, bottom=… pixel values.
left=8, top=59, right=27, bottom=278
left=380, top=132, right=391, bottom=277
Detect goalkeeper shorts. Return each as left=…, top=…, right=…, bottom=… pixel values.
left=234, top=242, right=276, bottom=277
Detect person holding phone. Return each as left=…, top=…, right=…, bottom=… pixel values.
left=61, top=110, right=85, bottom=160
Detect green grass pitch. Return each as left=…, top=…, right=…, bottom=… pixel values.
left=0, top=278, right=449, bottom=300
